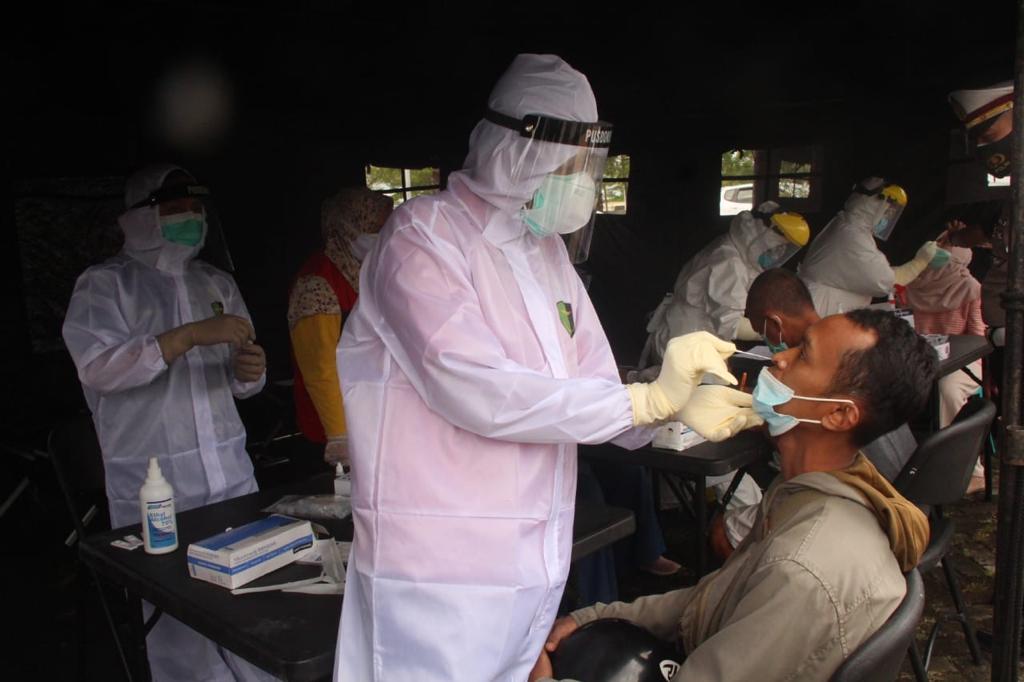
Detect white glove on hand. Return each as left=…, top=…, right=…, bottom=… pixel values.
left=679, top=385, right=764, bottom=442
left=324, top=436, right=349, bottom=466
left=627, top=332, right=738, bottom=426
left=893, top=241, right=939, bottom=286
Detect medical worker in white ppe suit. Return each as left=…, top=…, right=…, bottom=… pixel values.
left=799, top=177, right=945, bottom=316
left=63, top=164, right=276, bottom=681
left=333, top=54, right=760, bottom=681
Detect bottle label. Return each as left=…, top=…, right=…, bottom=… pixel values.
left=146, top=499, right=177, bottom=548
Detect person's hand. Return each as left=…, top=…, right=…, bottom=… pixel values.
left=528, top=648, right=553, bottom=682
left=232, top=343, right=266, bottom=382
left=627, top=332, right=737, bottom=426
left=529, top=616, right=580, bottom=679
left=324, top=436, right=349, bottom=466
left=191, top=314, right=254, bottom=347
left=679, top=384, right=763, bottom=442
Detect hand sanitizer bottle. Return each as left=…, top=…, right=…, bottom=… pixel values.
left=140, top=457, right=178, bottom=554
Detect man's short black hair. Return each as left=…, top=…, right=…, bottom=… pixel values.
left=828, top=309, right=939, bottom=447
left=746, top=268, right=815, bottom=318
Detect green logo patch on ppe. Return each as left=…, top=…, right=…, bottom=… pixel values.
left=557, top=301, right=575, bottom=338
left=211, top=301, right=224, bottom=315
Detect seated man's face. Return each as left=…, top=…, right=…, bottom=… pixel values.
left=768, top=315, right=875, bottom=423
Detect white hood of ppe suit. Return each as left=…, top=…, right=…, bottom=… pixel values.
left=456, top=54, right=599, bottom=223
left=119, top=163, right=207, bottom=273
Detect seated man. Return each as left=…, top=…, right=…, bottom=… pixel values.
left=743, top=267, right=820, bottom=353
left=532, top=310, right=934, bottom=682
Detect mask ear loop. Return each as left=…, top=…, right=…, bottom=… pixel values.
left=788, top=394, right=856, bottom=425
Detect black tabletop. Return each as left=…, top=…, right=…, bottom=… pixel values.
left=81, top=475, right=634, bottom=681
left=580, top=429, right=771, bottom=477
left=939, top=334, right=993, bottom=378
left=82, top=475, right=345, bottom=682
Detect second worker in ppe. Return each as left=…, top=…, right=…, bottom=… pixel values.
left=647, top=201, right=810, bottom=361
left=333, top=53, right=746, bottom=682
left=799, top=177, right=945, bottom=316
left=62, top=165, right=275, bottom=682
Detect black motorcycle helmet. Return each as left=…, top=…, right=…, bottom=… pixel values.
left=550, top=619, right=683, bottom=682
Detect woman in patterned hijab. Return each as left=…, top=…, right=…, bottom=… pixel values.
left=288, top=187, right=393, bottom=464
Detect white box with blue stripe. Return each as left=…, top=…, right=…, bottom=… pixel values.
left=186, top=514, right=315, bottom=589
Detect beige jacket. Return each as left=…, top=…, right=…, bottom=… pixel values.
left=563, top=455, right=928, bottom=682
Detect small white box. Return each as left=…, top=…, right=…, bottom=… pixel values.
left=652, top=422, right=707, bottom=451
left=187, top=514, right=315, bottom=590
left=894, top=308, right=916, bottom=331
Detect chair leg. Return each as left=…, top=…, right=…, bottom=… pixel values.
left=941, top=557, right=983, bottom=665
left=908, top=639, right=928, bottom=682
left=984, top=433, right=996, bottom=501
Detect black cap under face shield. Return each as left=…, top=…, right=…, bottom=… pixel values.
left=129, top=183, right=213, bottom=210
left=483, top=109, right=613, bottom=264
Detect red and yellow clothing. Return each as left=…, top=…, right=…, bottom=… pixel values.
left=288, top=251, right=357, bottom=443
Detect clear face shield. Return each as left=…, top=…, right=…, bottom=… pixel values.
left=747, top=210, right=809, bottom=270
left=483, top=109, right=612, bottom=263
left=852, top=182, right=907, bottom=242
left=131, top=182, right=235, bottom=272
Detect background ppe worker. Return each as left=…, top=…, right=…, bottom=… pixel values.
left=799, top=177, right=944, bottom=316
left=333, top=54, right=739, bottom=682
left=288, top=186, right=392, bottom=466
left=648, top=201, right=809, bottom=361
left=62, top=164, right=274, bottom=681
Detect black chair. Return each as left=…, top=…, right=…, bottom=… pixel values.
left=829, top=569, right=926, bottom=682
left=49, top=413, right=157, bottom=682
left=893, top=396, right=997, bottom=676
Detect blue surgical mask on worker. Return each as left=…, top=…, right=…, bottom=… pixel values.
left=762, top=317, right=788, bottom=354
left=522, top=172, right=598, bottom=237
left=160, top=211, right=205, bottom=247
left=751, top=367, right=855, bottom=436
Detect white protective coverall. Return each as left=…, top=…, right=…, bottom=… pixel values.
left=798, top=192, right=898, bottom=316
left=334, top=54, right=653, bottom=682
left=62, top=164, right=273, bottom=682
left=651, top=203, right=788, bottom=358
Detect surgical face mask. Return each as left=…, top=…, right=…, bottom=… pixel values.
left=522, top=172, right=598, bottom=238
left=975, top=134, right=1012, bottom=178
left=160, top=211, right=205, bottom=246
left=350, top=233, right=378, bottom=262
left=762, top=317, right=788, bottom=354
left=757, top=243, right=797, bottom=269
left=751, top=367, right=854, bottom=436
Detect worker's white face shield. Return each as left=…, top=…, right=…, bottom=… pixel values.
left=850, top=181, right=907, bottom=242
left=484, top=109, right=612, bottom=263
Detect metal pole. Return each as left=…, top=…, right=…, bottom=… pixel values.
left=992, top=2, right=1024, bottom=679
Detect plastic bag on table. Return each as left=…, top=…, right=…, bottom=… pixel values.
left=262, top=494, right=352, bottom=521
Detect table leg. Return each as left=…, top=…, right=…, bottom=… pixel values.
left=695, top=474, right=707, bottom=577
left=127, top=593, right=152, bottom=682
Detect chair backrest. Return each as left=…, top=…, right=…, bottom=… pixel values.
left=48, top=412, right=108, bottom=540
left=893, top=396, right=996, bottom=508
left=829, top=569, right=925, bottom=682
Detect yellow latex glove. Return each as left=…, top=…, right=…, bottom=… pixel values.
left=679, top=385, right=764, bottom=442
left=627, top=331, right=738, bottom=426
left=892, top=241, right=939, bottom=286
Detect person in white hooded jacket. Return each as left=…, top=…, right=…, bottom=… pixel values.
left=799, top=177, right=944, bottom=316
left=333, top=54, right=756, bottom=682
left=62, top=165, right=275, bottom=682
left=649, top=202, right=810, bottom=358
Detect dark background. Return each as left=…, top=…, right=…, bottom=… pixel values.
left=1, top=2, right=1019, bottom=679
left=1, top=0, right=1016, bottom=439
